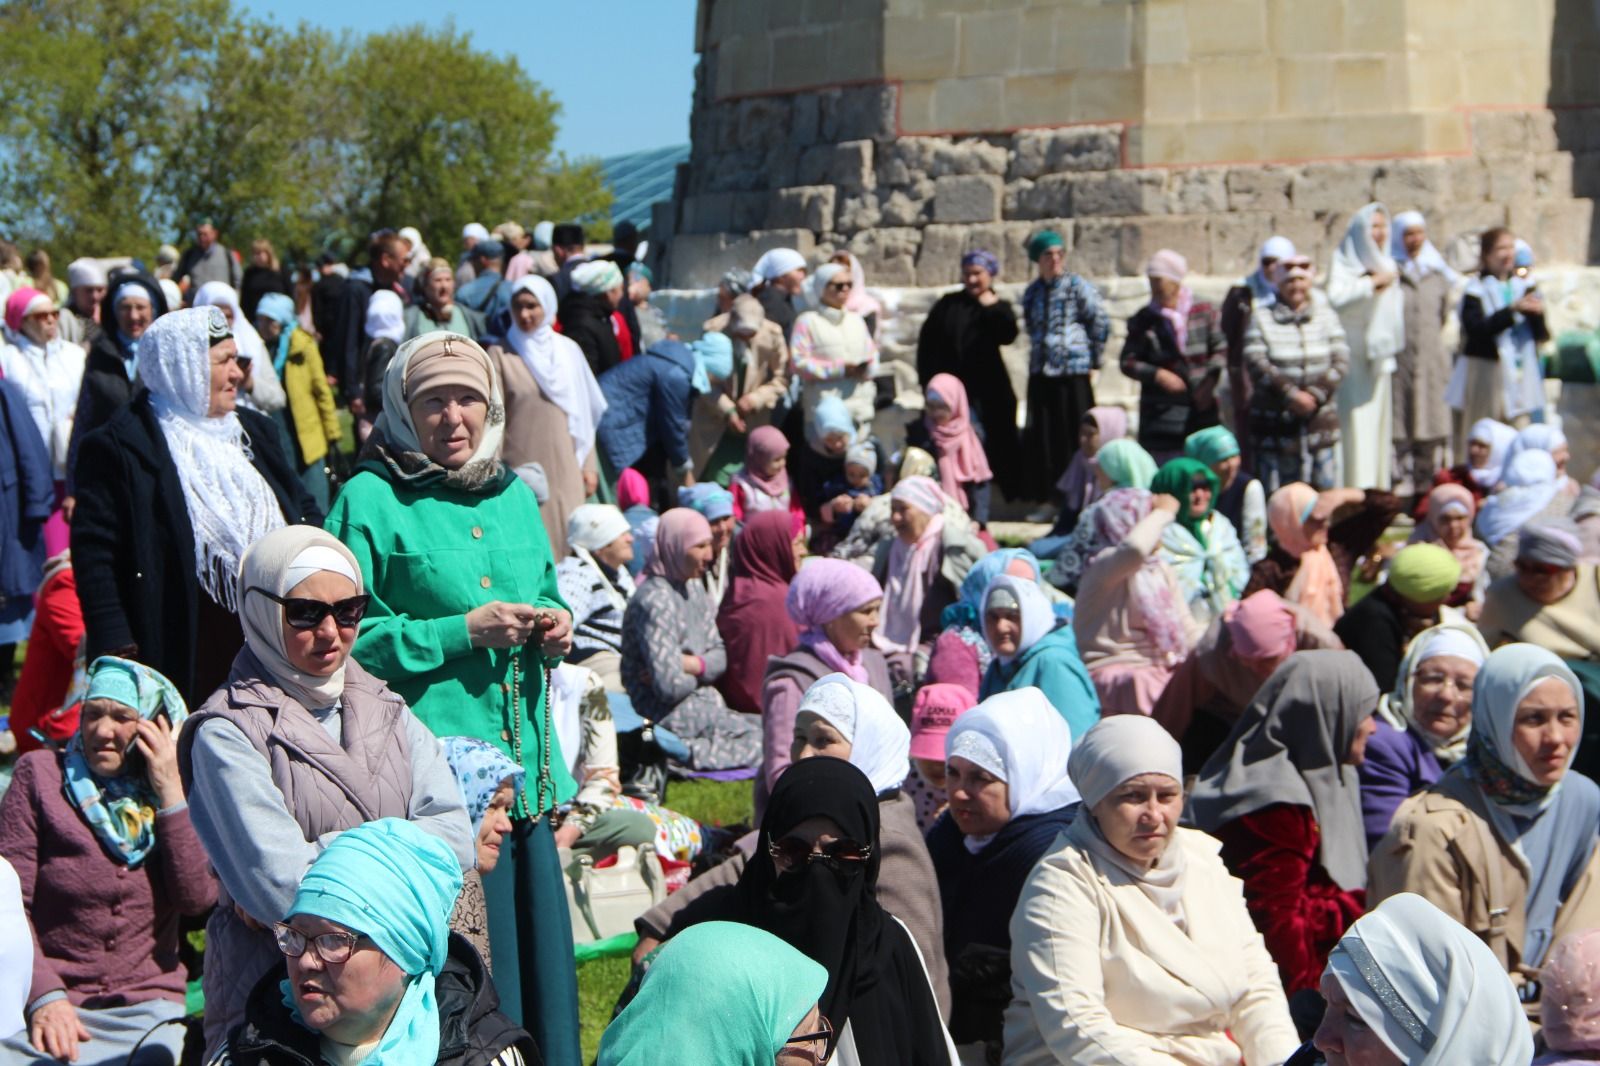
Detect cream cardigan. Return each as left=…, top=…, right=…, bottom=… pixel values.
left=1003, top=827, right=1299, bottom=1066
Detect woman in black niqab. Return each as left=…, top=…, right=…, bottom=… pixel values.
left=676, top=756, right=953, bottom=1065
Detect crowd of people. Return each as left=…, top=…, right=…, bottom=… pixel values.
left=0, top=200, right=1597, bottom=1066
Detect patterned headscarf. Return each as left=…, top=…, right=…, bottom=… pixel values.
left=63, top=657, right=190, bottom=867
left=1082, top=488, right=1190, bottom=661
left=439, top=736, right=526, bottom=831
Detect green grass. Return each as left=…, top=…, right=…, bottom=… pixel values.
left=576, top=778, right=754, bottom=1062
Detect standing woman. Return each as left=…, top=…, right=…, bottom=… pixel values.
left=1457, top=227, right=1547, bottom=439
left=915, top=250, right=1022, bottom=494
left=1189, top=650, right=1378, bottom=994
left=1328, top=202, right=1404, bottom=491
left=253, top=292, right=341, bottom=512
left=1, top=286, right=85, bottom=485
left=1369, top=644, right=1600, bottom=994
left=1389, top=211, right=1458, bottom=500
left=1149, top=457, right=1248, bottom=627
left=1118, top=250, right=1225, bottom=462
left=619, top=507, right=762, bottom=772
left=325, top=329, right=582, bottom=1062
left=715, top=509, right=803, bottom=715
left=495, top=275, right=606, bottom=558
left=791, top=262, right=879, bottom=437
left=71, top=306, right=318, bottom=706
left=1021, top=230, right=1110, bottom=503
left=0, top=658, right=215, bottom=1066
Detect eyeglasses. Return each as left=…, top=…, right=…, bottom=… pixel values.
left=273, top=922, right=370, bottom=965
left=1413, top=672, right=1471, bottom=694
left=783, top=1014, right=835, bottom=1062
left=27, top=310, right=59, bottom=321
left=1515, top=559, right=1571, bottom=578
left=247, top=587, right=371, bottom=629
left=767, top=835, right=872, bottom=871
left=826, top=281, right=853, bottom=291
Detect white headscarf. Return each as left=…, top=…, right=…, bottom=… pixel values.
left=0, top=856, right=26, bottom=1039
left=398, top=226, right=432, bottom=275
left=1475, top=448, right=1560, bottom=546
left=193, top=281, right=285, bottom=413
left=945, top=687, right=1080, bottom=854
left=505, top=275, right=608, bottom=464
left=1325, top=893, right=1532, bottom=1066
left=1066, top=715, right=1188, bottom=923
left=1468, top=417, right=1518, bottom=488
left=752, top=247, right=805, bottom=281
left=1390, top=211, right=1461, bottom=284
left=238, top=526, right=363, bottom=710
left=797, top=673, right=909, bottom=795
left=981, top=574, right=1056, bottom=665
left=1332, top=202, right=1405, bottom=367
left=1377, top=623, right=1488, bottom=764
left=365, top=291, right=405, bottom=343
left=138, top=307, right=287, bottom=610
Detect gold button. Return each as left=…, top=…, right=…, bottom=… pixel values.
left=480, top=576, right=492, bottom=589
left=471, top=526, right=483, bottom=539
left=500, top=729, right=511, bottom=742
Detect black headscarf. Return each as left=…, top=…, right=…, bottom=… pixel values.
left=677, top=757, right=949, bottom=1065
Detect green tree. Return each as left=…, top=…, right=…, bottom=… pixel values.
left=335, top=22, right=611, bottom=260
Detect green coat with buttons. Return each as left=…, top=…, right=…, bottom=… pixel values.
left=327, top=465, right=578, bottom=813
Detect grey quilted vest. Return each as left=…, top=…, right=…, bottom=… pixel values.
left=180, top=646, right=416, bottom=1057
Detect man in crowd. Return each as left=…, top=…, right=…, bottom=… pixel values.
left=326, top=232, right=408, bottom=413
left=58, top=258, right=106, bottom=346
left=173, top=216, right=240, bottom=292
left=550, top=223, right=588, bottom=299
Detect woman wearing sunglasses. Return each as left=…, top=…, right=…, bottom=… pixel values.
left=180, top=524, right=475, bottom=1056
left=791, top=261, right=879, bottom=440
left=669, top=757, right=958, bottom=1066
left=0, top=657, right=215, bottom=1066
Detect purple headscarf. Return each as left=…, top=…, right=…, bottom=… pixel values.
left=960, top=250, right=999, bottom=278
left=786, top=559, right=884, bottom=683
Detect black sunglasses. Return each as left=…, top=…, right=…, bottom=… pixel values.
left=768, top=835, right=872, bottom=870
left=783, top=1013, right=836, bottom=1062
left=248, top=587, right=371, bottom=629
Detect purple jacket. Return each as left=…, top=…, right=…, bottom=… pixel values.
left=0, top=750, right=216, bottom=1008
left=1358, top=719, right=1443, bottom=849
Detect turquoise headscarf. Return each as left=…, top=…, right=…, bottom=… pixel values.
left=285, top=819, right=464, bottom=1066
left=598, top=921, right=827, bottom=1066
left=1094, top=438, right=1158, bottom=490
left=1184, top=425, right=1241, bottom=469
left=256, top=292, right=299, bottom=376
left=690, top=333, right=734, bottom=394
left=63, top=656, right=189, bottom=867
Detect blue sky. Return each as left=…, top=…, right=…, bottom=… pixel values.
left=239, top=1, right=697, bottom=159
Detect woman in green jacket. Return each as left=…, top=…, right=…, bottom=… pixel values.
left=326, top=329, right=581, bottom=1065
left=255, top=293, right=342, bottom=510
left=978, top=572, right=1101, bottom=739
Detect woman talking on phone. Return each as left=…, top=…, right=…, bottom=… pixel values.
left=327, top=331, right=584, bottom=1065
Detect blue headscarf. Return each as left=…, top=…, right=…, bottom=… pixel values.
left=941, top=548, right=1042, bottom=631
left=808, top=396, right=855, bottom=453
left=63, top=657, right=189, bottom=867
left=439, top=737, right=525, bottom=831
left=679, top=483, right=735, bottom=522
left=255, top=292, right=299, bottom=376
left=285, top=819, right=463, bottom=1066
left=690, top=333, right=734, bottom=394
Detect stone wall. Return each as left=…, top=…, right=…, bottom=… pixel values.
left=660, top=0, right=1600, bottom=289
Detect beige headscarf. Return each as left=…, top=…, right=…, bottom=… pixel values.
left=238, top=525, right=365, bottom=710
left=367, top=330, right=507, bottom=492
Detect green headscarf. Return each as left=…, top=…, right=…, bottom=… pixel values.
left=1026, top=229, right=1065, bottom=263
left=1094, top=438, right=1158, bottom=490
left=599, top=922, right=827, bottom=1066
left=1151, top=457, right=1219, bottom=548
left=285, top=819, right=464, bottom=1066
left=1183, top=425, right=1241, bottom=469
left=63, top=656, right=190, bottom=867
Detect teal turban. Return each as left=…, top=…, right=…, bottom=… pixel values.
left=1184, top=425, right=1241, bottom=468
left=598, top=922, right=827, bottom=1066
left=1026, top=229, right=1065, bottom=263
left=286, top=819, right=464, bottom=1066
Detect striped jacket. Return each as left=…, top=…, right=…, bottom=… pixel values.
left=1242, top=299, right=1349, bottom=452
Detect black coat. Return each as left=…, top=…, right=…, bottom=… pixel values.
left=70, top=394, right=322, bottom=704
left=223, top=934, right=538, bottom=1066
left=915, top=290, right=1021, bottom=495
left=326, top=275, right=375, bottom=403
left=66, top=274, right=170, bottom=490
left=558, top=291, right=622, bottom=377
left=1333, top=585, right=1433, bottom=694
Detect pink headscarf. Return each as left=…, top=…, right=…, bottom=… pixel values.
left=925, top=373, right=993, bottom=509
left=740, top=426, right=792, bottom=499
left=1410, top=482, right=1485, bottom=588
left=1223, top=590, right=1299, bottom=661
left=1146, top=249, right=1193, bottom=352
left=1543, top=928, right=1600, bottom=1053
left=787, top=559, right=884, bottom=682
left=4, top=286, right=52, bottom=334
left=616, top=468, right=651, bottom=511
left=1267, top=482, right=1345, bottom=627
left=641, top=508, right=712, bottom=584
left=1086, top=488, right=1190, bottom=663
left=877, top=478, right=948, bottom=656
left=1056, top=405, right=1128, bottom=509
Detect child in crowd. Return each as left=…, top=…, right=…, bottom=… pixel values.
left=907, top=681, right=970, bottom=832
left=819, top=441, right=882, bottom=538
left=729, top=425, right=805, bottom=530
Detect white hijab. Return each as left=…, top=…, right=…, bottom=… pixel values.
left=1332, top=202, right=1405, bottom=367
left=193, top=280, right=285, bottom=413
left=505, top=275, right=607, bottom=464
left=238, top=526, right=363, bottom=710
left=1326, top=893, right=1532, bottom=1066
left=1390, top=211, right=1461, bottom=285
left=138, top=307, right=286, bottom=610
left=0, top=856, right=26, bottom=1039
left=981, top=574, right=1056, bottom=665
left=945, top=687, right=1080, bottom=853
left=797, top=672, right=909, bottom=795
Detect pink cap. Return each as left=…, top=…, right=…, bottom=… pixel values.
left=910, top=683, right=974, bottom=760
